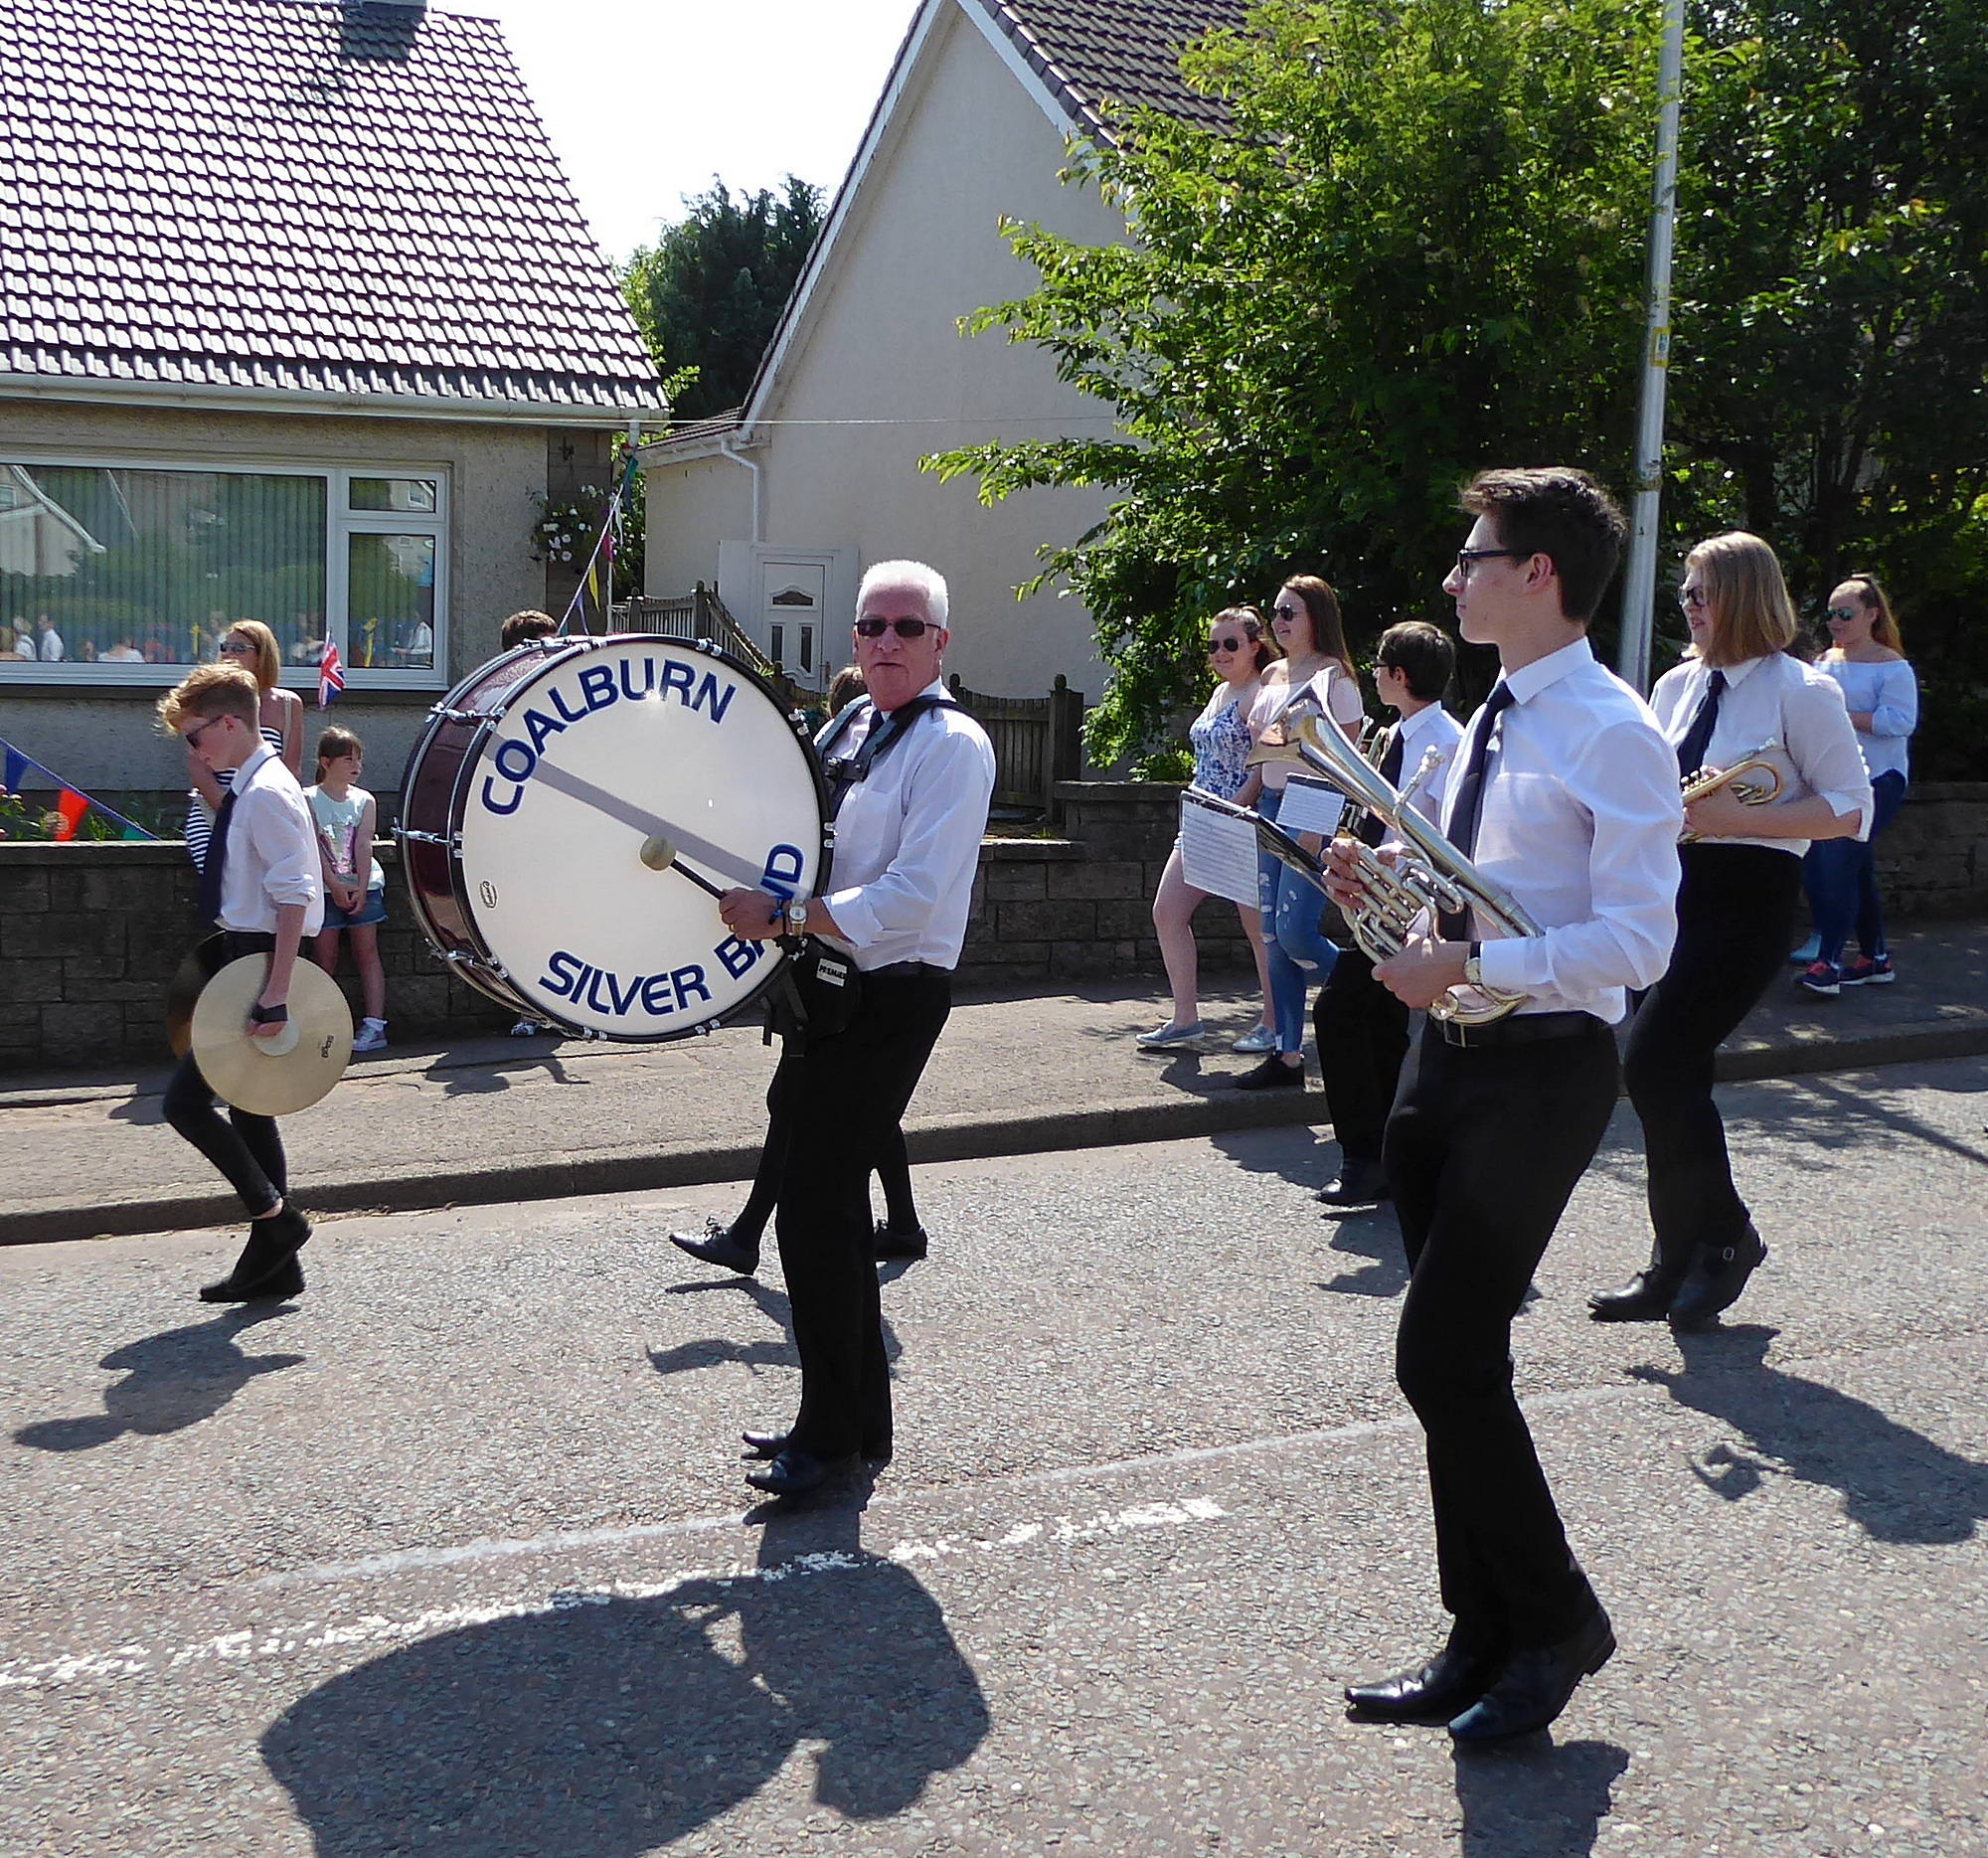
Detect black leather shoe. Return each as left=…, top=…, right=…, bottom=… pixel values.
left=1316, top=1159, right=1390, bottom=1209
left=1234, top=1054, right=1305, bottom=1091
left=1587, top=1268, right=1682, bottom=1322
left=669, top=1221, right=759, bottom=1275
left=745, top=1449, right=858, bottom=1499
left=1447, top=1608, right=1615, bottom=1742
left=199, top=1207, right=310, bottom=1302
left=873, top=1221, right=928, bottom=1262
left=1346, top=1627, right=1506, bottom=1725
left=1669, top=1224, right=1767, bottom=1331
left=743, top=1428, right=892, bottom=1465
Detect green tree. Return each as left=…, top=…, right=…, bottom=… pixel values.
left=931, top=0, right=1988, bottom=774
left=620, top=176, right=826, bottom=422
left=929, top=0, right=1663, bottom=767
left=1670, top=0, right=1988, bottom=773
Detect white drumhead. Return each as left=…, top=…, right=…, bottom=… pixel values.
left=455, top=637, right=826, bottom=1038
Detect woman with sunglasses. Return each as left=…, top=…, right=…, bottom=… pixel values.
left=1231, top=576, right=1364, bottom=1089
left=1795, top=575, right=1917, bottom=994
left=1591, top=533, right=1870, bottom=1332
left=1135, top=608, right=1279, bottom=1052
left=185, top=620, right=304, bottom=877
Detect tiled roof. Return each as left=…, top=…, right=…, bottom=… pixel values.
left=977, top=0, right=1249, bottom=139
left=0, top=0, right=665, bottom=415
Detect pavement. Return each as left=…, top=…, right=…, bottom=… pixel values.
left=1, top=919, right=1982, bottom=1247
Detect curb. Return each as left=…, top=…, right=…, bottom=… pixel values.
left=5, top=1018, right=1982, bottom=1249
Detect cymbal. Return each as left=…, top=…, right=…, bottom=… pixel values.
left=166, top=933, right=227, bottom=1060
left=190, top=955, right=353, bottom=1115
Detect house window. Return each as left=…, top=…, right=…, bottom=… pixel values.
left=0, top=457, right=448, bottom=683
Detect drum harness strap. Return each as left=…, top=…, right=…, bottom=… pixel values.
left=765, top=694, right=961, bottom=1043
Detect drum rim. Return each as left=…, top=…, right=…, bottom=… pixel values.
left=400, top=633, right=833, bottom=1043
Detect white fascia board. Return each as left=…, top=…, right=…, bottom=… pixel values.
left=732, top=0, right=1084, bottom=440
left=955, top=0, right=1086, bottom=136
left=0, top=374, right=667, bottom=429
left=635, top=428, right=759, bottom=467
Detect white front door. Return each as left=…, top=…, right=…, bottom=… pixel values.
left=760, top=558, right=826, bottom=687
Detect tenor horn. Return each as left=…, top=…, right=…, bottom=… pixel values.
left=1290, top=714, right=1544, bottom=1026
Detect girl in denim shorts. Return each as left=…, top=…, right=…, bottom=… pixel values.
left=307, top=727, right=390, bottom=1053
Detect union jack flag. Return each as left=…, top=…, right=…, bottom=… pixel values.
left=318, top=637, right=345, bottom=710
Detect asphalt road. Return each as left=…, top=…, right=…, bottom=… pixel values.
left=3, top=1058, right=1984, bottom=1857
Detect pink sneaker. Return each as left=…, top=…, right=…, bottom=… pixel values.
left=1795, top=960, right=1841, bottom=998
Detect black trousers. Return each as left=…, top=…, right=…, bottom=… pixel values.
left=733, top=1091, right=916, bottom=1246
left=161, top=930, right=287, bottom=1220
left=1385, top=1016, right=1619, bottom=1647
left=771, top=967, right=952, bottom=1459
left=1312, top=947, right=1411, bottom=1164
left=1622, top=844, right=1801, bottom=1280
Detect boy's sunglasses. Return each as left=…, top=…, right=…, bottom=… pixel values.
left=855, top=616, right=936, bottom=639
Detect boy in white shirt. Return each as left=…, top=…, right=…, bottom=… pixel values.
left=157, top=664, right=324, bottom=1302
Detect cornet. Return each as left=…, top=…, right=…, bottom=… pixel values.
left=1289, top=715, right=1543, bottom=1026
left=1680, top=746, right=1783, bottom=843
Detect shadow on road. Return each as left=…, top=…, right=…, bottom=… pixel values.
left=1630, top=1325, right=1988, bottom=1544
left=12, top=1306, right=303, bottom=1451
left=650, top=1276, right=902, bottom=1381
left=1312, top=1207, right=1408, bottom=1298
left=261, top=1505, right=990, bottom=1855
left=1453, top=1736, right=1631, bottom=1857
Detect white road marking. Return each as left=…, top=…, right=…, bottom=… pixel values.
left=0, top=1496, right=1230, bottom=1695
left=256, top=1383, right=1638, bottom=1590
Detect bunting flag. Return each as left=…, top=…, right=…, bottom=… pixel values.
left=52, top=788, right=88, bottom=841
left=558, top=445, right=640, bottom=637
left=318, top=636, right=346, bottom=710
left=0, top=736, right=162, bottom=841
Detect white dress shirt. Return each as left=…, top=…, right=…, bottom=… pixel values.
left=821, top=679, right=996, bottom=971
left=1651, top=651, right=1873, bottom=853
left=1391, top=700, right=1465, bottom=827
left=1447, top=640, right=1683, bottom=1024
left=217, top=744, right=324, bottom=935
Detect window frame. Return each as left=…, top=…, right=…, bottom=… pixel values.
left=0, top=448, right=450, bottom=690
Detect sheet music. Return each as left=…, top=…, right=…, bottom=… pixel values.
left=1179, top=791, right=1262, bottom=906
left=1276, top=775, right=1349, bottom=840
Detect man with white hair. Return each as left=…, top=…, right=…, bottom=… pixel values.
left=714, top=560, right=995, bottom=1500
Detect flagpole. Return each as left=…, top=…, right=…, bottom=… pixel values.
left=1617, top=0, right=1687, bottom=694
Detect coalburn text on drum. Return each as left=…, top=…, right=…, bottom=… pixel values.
left=475, top=651, right=741, bottom=817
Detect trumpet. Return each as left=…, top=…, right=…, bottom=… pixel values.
left=1289, top=714, right=1544, bottom=1027
left=1680, top=745, right=1783, bottom=842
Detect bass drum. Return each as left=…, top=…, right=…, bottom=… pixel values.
left=400, top=634, right=829, bottom=1041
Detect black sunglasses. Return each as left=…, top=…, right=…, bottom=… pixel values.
left=855, top=616, right=936, bottom=639
left=182, top=715, right=228, bottom=749
left=1209, top=636, right=1245, bottom=653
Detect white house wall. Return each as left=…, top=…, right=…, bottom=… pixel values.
left=0, top=398, right=548, bottom=797
left=645, top=0, right=1127, bottom=704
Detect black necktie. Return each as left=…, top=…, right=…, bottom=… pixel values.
left=1675, top=668, right=1727, bottom=777
left=1357, top=727, right=1405, bottom=847
left=196, top=786, right=237, bottom=929
left=1436, top=683, right=1515, bottom=940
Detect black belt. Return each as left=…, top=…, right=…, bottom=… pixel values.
left=1438, top=1009, right=1601, bottom=1049
left=865, top=959, right=944, bottom=978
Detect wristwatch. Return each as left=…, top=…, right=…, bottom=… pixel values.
left=783, top=899, right=809, bottom=934
left=1463, top=940, right=1484, bottom=989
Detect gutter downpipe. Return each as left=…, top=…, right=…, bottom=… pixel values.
left=718, top=432, right=762, bottom=544
left=1616, top=0, right=1686, bottom=695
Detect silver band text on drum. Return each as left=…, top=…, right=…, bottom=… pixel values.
left=477, top=656, right=738, bottom=817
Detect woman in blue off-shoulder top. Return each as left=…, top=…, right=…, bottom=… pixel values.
left=1797, top=575, right=1918, bottom=994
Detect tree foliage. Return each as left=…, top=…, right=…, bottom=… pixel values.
left=620, top=177, right=826, bottom=423
left=928, top=0, right=1988, bottom=775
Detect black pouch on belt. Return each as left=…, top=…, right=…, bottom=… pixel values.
left=765, top=935, right=863, bottom=1046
